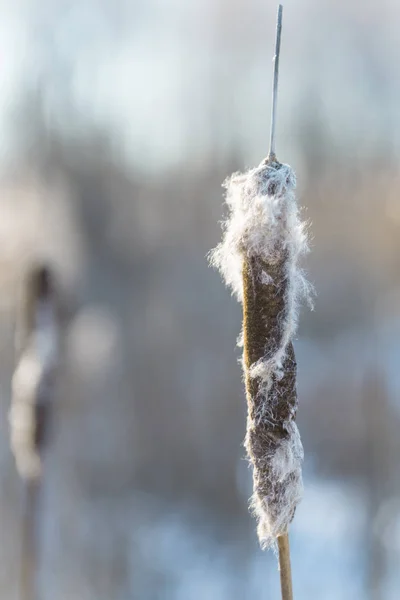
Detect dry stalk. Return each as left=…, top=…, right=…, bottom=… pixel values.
left=278, top=533, right=293, bottom=600
left=209, top=5, right=312, bottom=599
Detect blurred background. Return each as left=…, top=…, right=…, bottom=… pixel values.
left=0, top=0, right=399, bottom=598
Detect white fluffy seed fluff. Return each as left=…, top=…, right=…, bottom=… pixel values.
left=210, top=160, right=312, bottom=548
left=250, top=421, right=304, bottom=548
left=210, top=160, right=311, bottom=315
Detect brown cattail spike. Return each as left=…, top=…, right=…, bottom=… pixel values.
left=209, top=5, right=312, bottom=600
left=210, top=162, right=310, bottom=547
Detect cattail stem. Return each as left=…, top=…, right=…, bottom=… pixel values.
left=210, top=4, right=307, bottom=598
left=278, top=533, right=293, bottom=600
left=268, top=4, right=283, bottom=163
left=268, top=8, right=295, bottom=597
left=20, top=480, right=40, bottom=600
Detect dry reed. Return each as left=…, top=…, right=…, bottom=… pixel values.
left=209, top=5, right=312, bottom=598
left=10, top=264, right=60, bottom=600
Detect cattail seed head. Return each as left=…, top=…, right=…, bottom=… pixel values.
left=10, top=264, right=60, bottom=480
left=210, top=160, right=312, bottom=548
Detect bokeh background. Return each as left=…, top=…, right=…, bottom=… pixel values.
left=0, top=0, right=399, bottom=598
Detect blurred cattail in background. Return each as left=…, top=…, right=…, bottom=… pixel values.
left=10, top=264, right=60, bottom=600
left=210, top=6, right=312, bottom=598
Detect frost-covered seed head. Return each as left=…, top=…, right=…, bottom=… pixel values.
left=210, top=160, right=312, bottom=548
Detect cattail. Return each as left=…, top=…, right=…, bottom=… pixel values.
left=210, top=5, right=312, bottom=598
left=10, top=264, right=60, bottom=600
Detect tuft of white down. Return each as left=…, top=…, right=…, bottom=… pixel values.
left=209, top=160, right=312, bottom=548
left=250, top=421, right=304, bottom=549
left=210, top=160, right=311, bottom=307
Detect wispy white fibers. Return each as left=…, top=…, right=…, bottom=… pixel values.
left=210, top=160, right=312, bottom=548
left=211, top=161, right=310, bottom=301
left=211, top=161, right=312, bottom=382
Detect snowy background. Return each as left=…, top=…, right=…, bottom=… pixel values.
left=0, top=0, right=399, bottom=598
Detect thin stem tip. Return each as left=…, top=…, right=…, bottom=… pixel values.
left=268, top=4, right=283, bottom=162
